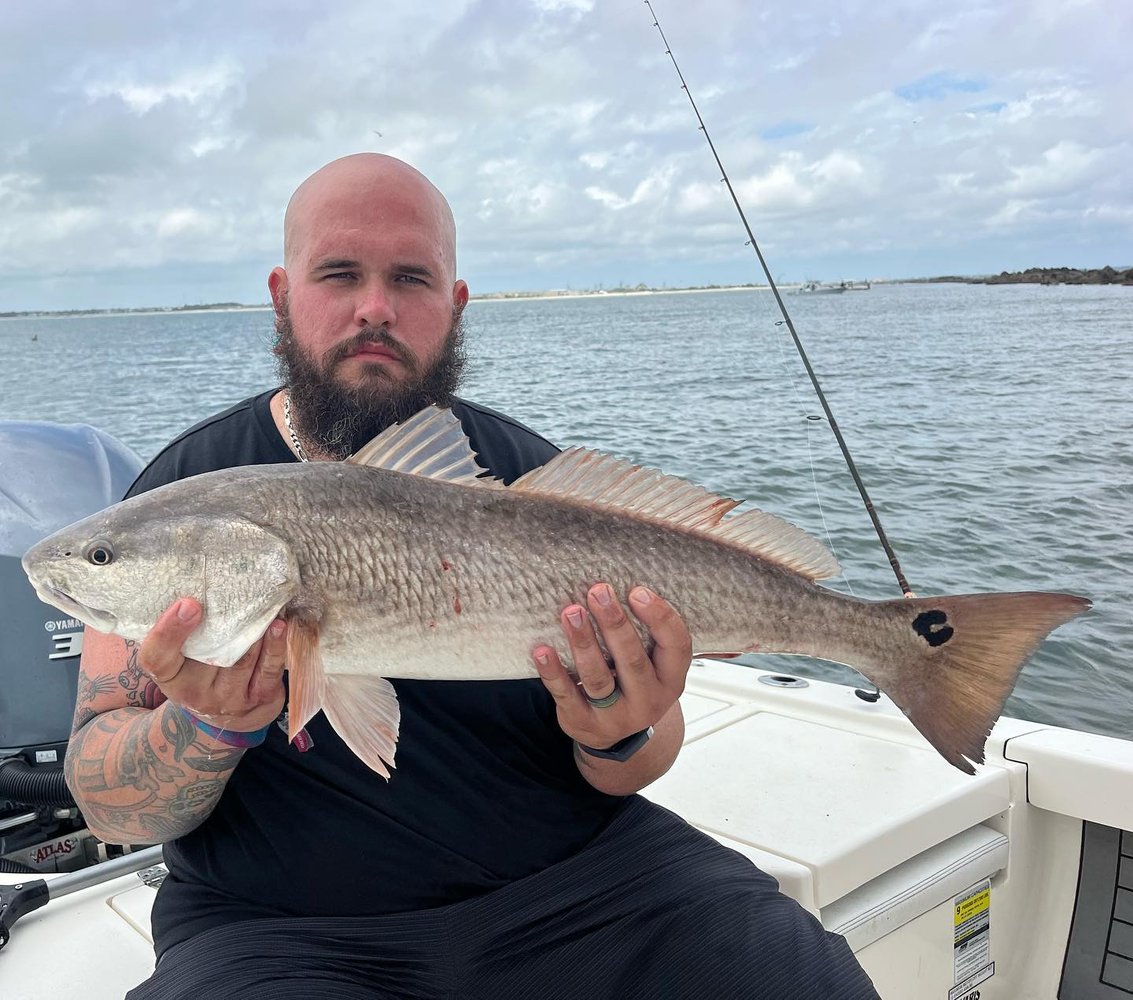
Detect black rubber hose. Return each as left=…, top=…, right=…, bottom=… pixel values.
left=0, top=757, right=75, bottom=808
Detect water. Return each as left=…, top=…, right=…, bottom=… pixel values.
left=2, top=283, right=1129, bottom=739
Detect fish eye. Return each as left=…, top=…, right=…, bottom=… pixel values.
left=84, top=542, right=115, bottom=566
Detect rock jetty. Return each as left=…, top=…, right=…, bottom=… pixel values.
left=977, top=266, right=1133, bottom=285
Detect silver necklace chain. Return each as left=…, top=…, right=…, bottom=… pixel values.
left=282, top=391, right=310, bottom=463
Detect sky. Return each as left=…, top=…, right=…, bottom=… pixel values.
left=1, top=0, right=1129, bottom=312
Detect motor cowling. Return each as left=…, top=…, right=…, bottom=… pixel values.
left=0, top=421, right=142, bottom=825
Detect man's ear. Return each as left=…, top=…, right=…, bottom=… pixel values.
left=452, top=279, right=469, bottom=314
left=268, top=267, right=288, bottom=318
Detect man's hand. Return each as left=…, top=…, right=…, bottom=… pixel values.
left=138, top=598, right=288, bottom=733
left=533, top=584, right=691, bottom=793
left=65, top=599, right=290, bottom=844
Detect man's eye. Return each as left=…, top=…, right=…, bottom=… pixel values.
left=324, top=271, right=356, bottom=281
left=395, top=274, right=427, bottom=285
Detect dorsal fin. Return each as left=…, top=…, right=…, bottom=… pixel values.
left=511, top=448, right=840, bottom=581
left=347, top=406, right=502, bottom=487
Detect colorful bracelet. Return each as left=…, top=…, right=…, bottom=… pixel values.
left=176, top=705, right=272, bottom=748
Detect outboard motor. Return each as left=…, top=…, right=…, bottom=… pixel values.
left=0, top=421, right=142, bottom=871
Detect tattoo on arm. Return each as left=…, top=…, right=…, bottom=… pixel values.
left=119, top=640, right=163, bottom=709
left=135, top=777, right=231, bottom=840
left=74, top=707, right=99, bottom=731
left=184, top=749, right=247, bottom=772
left=161, top=702, right=198, bottom=762
left=77, top=671, right=117, bottom=705
left=67, top=705, right=246, bottom=844
left=72, top=672, right=118, bottom=734
left=159, top=705, right=245, bottom=770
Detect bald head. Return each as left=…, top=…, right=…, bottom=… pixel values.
left=282, top=153, right=459, bottom=279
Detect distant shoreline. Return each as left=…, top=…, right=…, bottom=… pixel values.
left=0, top=304, right=274, bottom=321
left=4, top=268, right=1129, bottom=319
left=909, top=266, right=1133, bottom=286
left=470, top=284, right=773, bottom=304
left=0, top=284, right=777, bottom=319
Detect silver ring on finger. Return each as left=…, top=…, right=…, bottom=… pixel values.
left=585, top=680, right=622, bottom=709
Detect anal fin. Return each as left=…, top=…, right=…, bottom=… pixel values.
left=322, top=675, right=401, bottom=780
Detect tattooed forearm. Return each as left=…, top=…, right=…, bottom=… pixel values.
left=184, top=749, right=247, bottom=772
left=118, top=639, right=163, bottom=709
left=65, top=701, right=246, bottom=845
left=77, top=671, right=117, bottom=706
left=73, top=671, right=119, bottom=733
left=161, top=700, right=199, bottom=762
left=158, top=704, right=244, bottom=770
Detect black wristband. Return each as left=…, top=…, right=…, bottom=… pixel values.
left=577, top=726, right=653, bottom=762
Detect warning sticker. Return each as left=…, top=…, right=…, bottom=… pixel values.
left=948, top=962, right=995, bottom=1000
left=952, top=879, right=993, bottom=992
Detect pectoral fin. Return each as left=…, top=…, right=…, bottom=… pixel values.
left=285, top=617, right=326, bottom=739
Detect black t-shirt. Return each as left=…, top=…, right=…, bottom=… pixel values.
left=132, top=389, right=621, bottom=957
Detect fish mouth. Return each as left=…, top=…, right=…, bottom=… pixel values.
left=33, top=582, right=117, bottom=632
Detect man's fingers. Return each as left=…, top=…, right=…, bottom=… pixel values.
left=257, top=620, right=288, bottom=681
left=586, top=584, right=654, bottom=696
left=561, top=601, right=618, bottom=701
left=244, top=619, right=288, bottom=703
left=533, top=645, right=587, bottom=710
left=627, top=587, right=692, bottom=695
left=138, top=598, right=202, bottom=685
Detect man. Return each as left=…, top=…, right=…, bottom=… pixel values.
left=67, top=153, right=878, bottom=999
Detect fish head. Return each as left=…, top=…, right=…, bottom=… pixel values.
left=22, top=493, right=300, bottom=667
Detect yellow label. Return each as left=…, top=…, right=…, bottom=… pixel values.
left=954, top=886, right=990, bottom=926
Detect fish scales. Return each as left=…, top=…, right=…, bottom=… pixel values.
left=227, top=463, right=898, bottom=681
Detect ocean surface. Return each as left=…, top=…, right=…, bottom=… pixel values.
left=1, top=283, right=1129, bottom=740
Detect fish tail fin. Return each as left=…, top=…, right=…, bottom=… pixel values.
left=322, top=675, right=400, bottom=780
left=873, top=592, right=1090, bottom=773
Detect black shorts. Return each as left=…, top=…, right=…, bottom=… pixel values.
left=127, top=796, right=878, bottom=1000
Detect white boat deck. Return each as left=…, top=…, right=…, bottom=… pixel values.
left=4, top=659, right=1132, bottom=999
left=647, top=660, right=1017, bottom=911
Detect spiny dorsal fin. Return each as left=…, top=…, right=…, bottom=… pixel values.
left=511, top=447, right=840, bottom=581
left=347, top=406, right=502, bottom=487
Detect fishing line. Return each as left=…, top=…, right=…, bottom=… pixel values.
left=805, top=417, right=858, bottom=600
left=644, top=0, right=914, bottom=601
left=766, top=314, right=859, bottom=599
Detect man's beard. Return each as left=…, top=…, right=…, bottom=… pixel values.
left=274, top=305, right=468, bottom=460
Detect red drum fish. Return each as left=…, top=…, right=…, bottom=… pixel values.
left=22, top=407, right=1090, bottom=777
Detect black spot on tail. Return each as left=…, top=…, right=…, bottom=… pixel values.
left=912, top=609, right=955, bottom=647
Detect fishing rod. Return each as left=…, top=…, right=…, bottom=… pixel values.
left=644, top=0, right=914, bottom=602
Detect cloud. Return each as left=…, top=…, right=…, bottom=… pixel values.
left=1003, top=141, right=1106, bottom=199
left=82, top=62, right=241, bottom=114
left=0, top=0, right=1128, bottom=310
left=531, top=0, right=593, bottom=11
left=584, top=165, right=676, bottom=212
left=678, top=150, right=871, bottom=220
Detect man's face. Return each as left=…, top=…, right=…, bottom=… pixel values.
left=270, top=164, right=470, bottom=458
left=275, top=296, right=467, bottom=460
